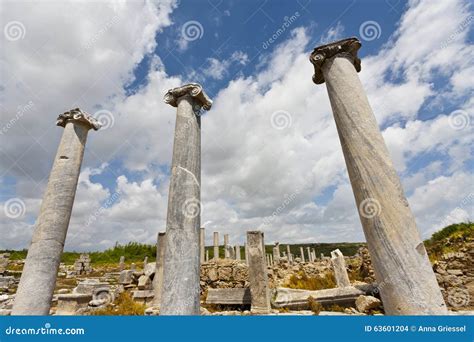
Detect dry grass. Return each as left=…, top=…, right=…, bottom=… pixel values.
left=285, top=272, right=336, bottom=290
left=307, top=296, right=322, bottom=315
left=91, top=292, right=145, bottom=316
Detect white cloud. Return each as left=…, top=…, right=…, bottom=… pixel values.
left=1, top=0, right=472, bottom=251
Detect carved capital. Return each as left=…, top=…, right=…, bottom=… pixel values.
left=309, top=37, right=362, bottom=84
left=164, top=83, right=213, bottom=110
left=56, top=108, right=101, bottom=131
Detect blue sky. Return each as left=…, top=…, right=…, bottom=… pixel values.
left=1, top=0, right=472, bottom=251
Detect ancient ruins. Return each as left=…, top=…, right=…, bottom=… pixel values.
left=2, top=37, right=471, bottom=317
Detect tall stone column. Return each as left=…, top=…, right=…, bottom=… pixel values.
left=330, top=249, right=351, bottom=288
left=12, top=109, right=100, bottom=315
left=310, top=37, right=447, bottom=315
left=205, top=249, right=209, bottom=262
left=247, top=231, right=271, bottom=314
left=224, top=234, right=230, bottom=258
left=306, top=247, right=311, bottom=262
left=152, top=232, right=166, bottom=306
left=235, top=244, right=241, bottom=261
left=213, top=232, right=219, bottom=260
left=272, top=242, right=280, bottom=262
left=160, top=83, right=212, bottom=315
left=200, top=227, right=205, bottom=263
left=299, top=247, right=305, bottom=262
left=286, top=245, right=292, bottom=264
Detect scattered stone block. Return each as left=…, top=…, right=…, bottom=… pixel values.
left=355, top=295, right=382, bottom=313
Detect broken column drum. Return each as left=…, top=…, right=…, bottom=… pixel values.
left=309, top=37, right=447, bottom=315
left=12, top=109, right=101, bottom=315
left=247, top=231, right=271, bottom=314
left=160, top=83, right=212, bottom=315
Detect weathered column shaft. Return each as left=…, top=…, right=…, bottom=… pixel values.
left=213, top=232, right=219, bottom=260
left=152, top=232, right=166, bottom=306
left=331, top=249, right=351, bottom=287
left=224, top=234, right=230, bottom=258
left=200, top=227, right=205, bottom=263
left=286, top=245, right=291, bottom=264
left=300, top=247, right=305, bottom=262
left=244, top=242, right=249, bottom=264
left=119, top=256, right=125, bottom=271
left=310, top=37, right=447, bottom=315
left=306, top=247, right=311, bottom=262
left=161, top=83, right=212, bottom=315
left=12, top=109, right=100, bottom=315
left=205, top=249, right=209, bottom=262
left=247, top=231, right=271, bottom=314
left=235, top=244, right=241, bottom=261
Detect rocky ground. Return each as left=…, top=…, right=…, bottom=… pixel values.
left=0, top=225, right=472, bottom=316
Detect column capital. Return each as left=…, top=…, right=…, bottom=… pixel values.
left=309, top=37, right=361, bottom=84
left=164, top=83, right=213, bottom=110
left=56, top=108, right=101, bottom=131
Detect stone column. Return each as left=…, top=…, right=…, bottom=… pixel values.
left=213, top=232, right=219, bottom=260
left=300, top=247, right=305, bottom=262
left=269, top=254, right=273, bottom=266
left=152, top=232, right=166, bottom=306
left=247, top=231, right=271, bottom=314
left=310, top=37, right=447, bottom=315
left=235, top=244, right=241, bottom=261
left=311, top=249, right=316, bottom=261
left=160, top=83, right=212, bottom=315
left=143, top=256, right=148, bottom=269
left=205, top=249, right=209, bottom=262
left=286, top=245, right=292, bottom=264
left=200, top=227, right=205, bottom=263
left=224, top=234, right=230, bottom=259
left=272, top=243, right=280, bottom=262
left=12, top=109, right=100, bottom=315
left=306, top=247, right=311, bottom=262
left=119, top=256, right=125, bottom=271
left=330, top=249, right=351, bottom=288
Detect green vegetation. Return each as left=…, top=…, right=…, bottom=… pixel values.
left=424, top=222, right=473, bottom=261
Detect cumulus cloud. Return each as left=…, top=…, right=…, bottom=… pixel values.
left=1, top=0, right=472, bottom=251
